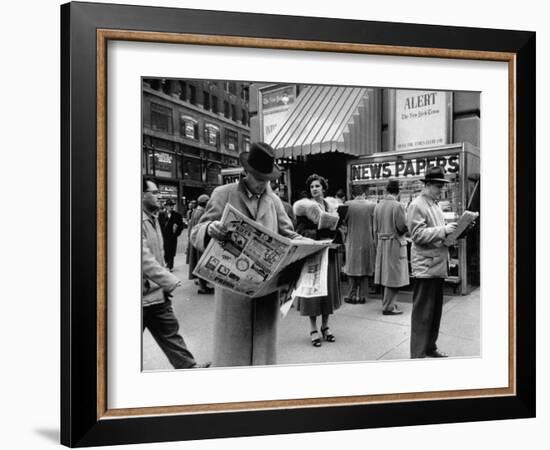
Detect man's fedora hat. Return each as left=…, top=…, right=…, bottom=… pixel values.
left=239, top=142, right=281, bottom=181
left=421, top=166, right=449, bottom=184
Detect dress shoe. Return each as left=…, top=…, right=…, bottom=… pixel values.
left=426, top=350, right=448, bottom=358
left=190, top=362, right=212, bottom=369
left=382, top=308, right=403, bottom=315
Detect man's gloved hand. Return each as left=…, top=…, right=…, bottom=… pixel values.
left=444, top=222, right=458, bottom=235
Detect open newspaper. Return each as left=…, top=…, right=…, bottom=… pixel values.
left=444, top=210, right=479, bottom=246
left=193, top=204, right=331, bottom=298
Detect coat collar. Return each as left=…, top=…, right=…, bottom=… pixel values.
left=237, top=179, right=272, bottom=220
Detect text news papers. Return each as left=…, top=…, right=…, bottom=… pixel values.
left=193, top=204, right=330, bottom=298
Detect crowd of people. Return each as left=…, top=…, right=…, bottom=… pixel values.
left=142, top=141, right=472, bottom=369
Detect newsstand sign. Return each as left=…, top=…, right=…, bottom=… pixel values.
left=351, top=155, right=459, bottom=182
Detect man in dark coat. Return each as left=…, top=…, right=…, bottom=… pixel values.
left=343, top=194, right=376, bottom=304
left=374, top=179, right=409, bottom=315
left=406, top=167, right=457, bottom=358
left=158, top=198, right=185, bottom=271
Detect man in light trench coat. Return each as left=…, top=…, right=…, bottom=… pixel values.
left=406, top=167, right=457, bottom=358
left=374, top=179, right=409, bottom=315
left=190, top=142, right=300, bottom=367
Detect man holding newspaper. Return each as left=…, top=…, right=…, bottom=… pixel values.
left=190, top=142, right=328, bottom=367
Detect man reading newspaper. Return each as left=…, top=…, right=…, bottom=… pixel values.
left=190, top=142, right=307, bottom=367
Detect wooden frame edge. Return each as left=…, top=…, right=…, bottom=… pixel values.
left=95, top=28, right=517, bottom=420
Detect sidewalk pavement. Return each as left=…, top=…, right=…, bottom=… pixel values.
left=143, top=246, right=480, bottom=370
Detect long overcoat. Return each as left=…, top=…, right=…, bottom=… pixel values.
left=373, top=195, right=409, bottom=287
left=406, top=192, right=449, bottom=278
left=190, top=180, right=298, bottom=367
left=343, top=199, right=376, bottom=277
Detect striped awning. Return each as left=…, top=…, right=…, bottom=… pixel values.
left=267, top=85, right=379, bottom=158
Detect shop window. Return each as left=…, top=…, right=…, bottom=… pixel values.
left=151, top=138, right=173, bottom=151
left=180, top=115, right=199, bottom=140
left=151, top=103, right=172, bottom=133
left=180, top=157, right=202, bottom=182
left=204, top=123, right=220, bottom=148
left=206, top=163, right=221, bottom=184
left=225, top=129, right=238, bottom=151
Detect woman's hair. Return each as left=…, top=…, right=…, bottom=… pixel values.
left=305, top=174, right=328, bottom=194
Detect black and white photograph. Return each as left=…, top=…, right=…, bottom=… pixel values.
left=141, top=79, right=481, bottom=370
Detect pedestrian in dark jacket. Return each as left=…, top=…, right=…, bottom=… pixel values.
left=158, top=198, right=185, bottom=271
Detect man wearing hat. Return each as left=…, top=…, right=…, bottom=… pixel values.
left=374, top=179, right=409, bottom=315
left=190, top=142, right=300, bottom=367
left=158, top=198, right=185, bottom=271
left=406, top=166, right=457, bottom=358
left=188, top=194, right=213, bottom=294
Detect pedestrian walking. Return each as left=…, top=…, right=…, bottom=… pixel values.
left=406, top=167, right=457, bottom=358
left=190, top=142, right=300, bottom=367
left=374, top=179, right=409, bottom=315
left=142, top=178, right=209, bottom=369
left=343, top=194, right=376, bottom=304
left=293, top=174, right=342, bottom=347
left=188, top=194, right=213, bottom=294
left=158, top=198, right=185, bottom=271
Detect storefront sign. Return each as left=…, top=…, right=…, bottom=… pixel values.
left=260, top=85, right=296, bottom=142
left=154, top=151, right=173, bottom=177
left=351, top=155, right=459, bottom=183
left=158, top=183, right=178, bottom=202
left=395, top=90, right=451, bottom=151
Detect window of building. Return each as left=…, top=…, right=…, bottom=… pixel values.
left=150, top=103, right=172, bottom=133
left=243, top=137, right=250, bottom=152
left=206, top=163, right=221, bottom=184
left=203, top=91, right=210, bottom=110
left=189, top=85, right=197, bottom=105
left=231, top=104, right=237, bottom=122
left=179, top=81, right=187, bottom=101
left=212, top=95, right=219, bottom=114
left=225, top=129, right=238, bottom=151
left=204, top=123, right=220, bottom=148
left=242, top=109, right=248, bottom=126
left=180, top=115, right=199, bottom=140
left=241, top=86, right=249, bottom=102
left=224, top=101, right=230, bottom=118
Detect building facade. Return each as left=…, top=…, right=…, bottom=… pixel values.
left=142, top=78, right=251, bottom=212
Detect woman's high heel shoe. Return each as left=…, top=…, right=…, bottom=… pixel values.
left=310, top=330, right=322, bottom=347
left=321, top=327, right=336, bottom=342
